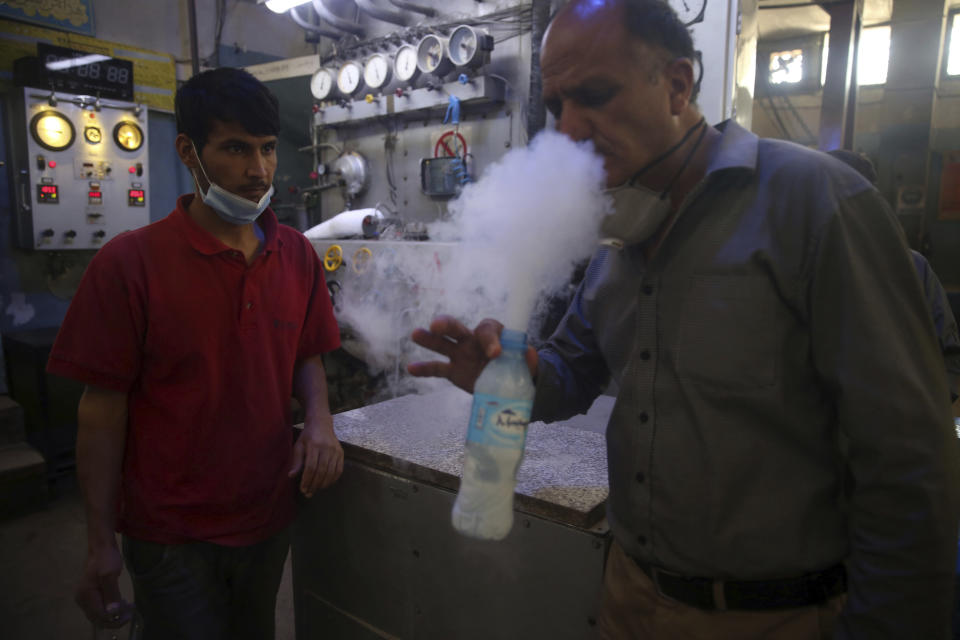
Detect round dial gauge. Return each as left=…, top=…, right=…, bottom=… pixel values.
left=448, top=25, right=492, bottom=69
left=668, top=0, right=707, bottom=26
left=416, top=34, right=453, bottom=76
left=84, top=126, right=102, bottom=144
left=363, top=54, right=392, bottom=90
left=310, top=68, right=335, bottom=100
left=30, top=110, right=75, bottom=151
left=337, top=61, right=363, bottom=95
left=394, top=44, right=420, bottom=83
left=113, top=121, right=144, bottom=151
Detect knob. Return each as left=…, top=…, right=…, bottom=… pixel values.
left=394, top=87, right=405, bottom=98
left=309, top=171, right=318, bottom=180
left=64, top=230, right=77, bottom=238
left=93, top=230, right=106, bottom=238
left=312, top=104, right=320, bottom=113
left=41, top=229, right=54, bottom=237
left=364, top=94, right=375, bottom=104
left=458, top=74, right=470, bottom=85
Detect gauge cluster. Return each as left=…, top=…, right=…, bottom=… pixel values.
left=12, top=87, right=151, bottom=250
left=309, top=24, right=494, bottom=105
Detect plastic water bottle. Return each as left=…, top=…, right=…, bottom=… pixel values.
left=452, top=329, right=534, bottom=540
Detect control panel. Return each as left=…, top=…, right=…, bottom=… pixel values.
left=9, top=86, right=151, bottom=250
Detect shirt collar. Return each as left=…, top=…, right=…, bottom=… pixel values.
left=705, top=119, right=759, bottom=177
left=172, top=193, right=283, bottom=255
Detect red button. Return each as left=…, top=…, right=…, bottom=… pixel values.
left=128, top=166, right=136, bottom=174
left=48, top=161, right=57, bottom=168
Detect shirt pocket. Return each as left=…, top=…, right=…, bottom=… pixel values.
left=674, top=275, right=781, bottom=391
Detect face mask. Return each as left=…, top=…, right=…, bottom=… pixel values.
left=599, top=118, right=707, bottom=249
left=191, top=143, right=274, bottom=225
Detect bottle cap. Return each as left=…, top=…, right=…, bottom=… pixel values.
left=499, top=328, right=527, bottom=350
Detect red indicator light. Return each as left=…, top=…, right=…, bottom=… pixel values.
left=89, top=113, right=95, bottom=119
left=88, top=191, right=102, bottom=198
left=128, top=166, right=136, bottom=174
left=48, top=161, right=57, bottom=169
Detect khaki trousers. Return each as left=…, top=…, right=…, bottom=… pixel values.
left=596, top=541, right=846, bottom=640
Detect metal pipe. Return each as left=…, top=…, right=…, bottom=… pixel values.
left=526, top=0, right=551, bottom=139
left=354, top=0, right=409, bottom=26
left=289, top=5, right=344, bottom=39
left=312, top=0, right=365, bottom=37
left=187, top=0, right=200, bottom=76
left=385, top=0, right=436, bottom=17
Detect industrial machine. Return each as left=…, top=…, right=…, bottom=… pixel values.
left=257, top=0, right=757, bottom=383
left=8, top=44, right=150, bottom=250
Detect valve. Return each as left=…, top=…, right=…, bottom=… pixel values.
left=323, top=244, right=343, bottom=271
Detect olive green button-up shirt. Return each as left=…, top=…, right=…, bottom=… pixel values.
left=533, top=121, right=960, bottom=638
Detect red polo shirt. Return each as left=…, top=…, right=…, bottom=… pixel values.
left=48, top=194, right=340, bottom=545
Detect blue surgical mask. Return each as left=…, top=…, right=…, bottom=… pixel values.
left=191, top=143, right=274, bottom=225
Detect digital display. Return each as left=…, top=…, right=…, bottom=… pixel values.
left=88, top=190, right=103, bottom=204
left=88, top=191, right=102, bottom=198
left=36, top=44, right=134, bottom=101
left=37, top=184, right=59, bottom=203
left=128, top=189, right=145, bottom=206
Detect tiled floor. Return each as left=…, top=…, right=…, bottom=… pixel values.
left=0, top=475, right=296, bottom=640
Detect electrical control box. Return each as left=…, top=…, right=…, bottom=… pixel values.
left=8, top=86, right=151, bottom=250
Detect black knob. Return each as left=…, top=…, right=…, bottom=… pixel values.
left=93, top=230, right=106, bottom=238
left=41, top=229, right=54, bottom=237
left=64, top=230, right=77, bottom=238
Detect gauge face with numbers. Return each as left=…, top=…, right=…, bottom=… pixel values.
left=394, top=44, right=420, bottom=83
left=669, top=0, right=707, bottom=26
left=310, top=68, right=335, bottom=100
left=30, top=110, right=75, bottom=151
left=363, top=54, right=392, bottom=90
left=337, top=61, right=363, bottom=95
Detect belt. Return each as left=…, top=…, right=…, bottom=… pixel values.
left=633, top=558, right=847, bottom=611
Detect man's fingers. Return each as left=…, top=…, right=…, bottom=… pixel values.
left=474, top=319, right=504, bottom=358
left=410, top=328, right=459, bottom=358
left=300, top=448, right=319, bottom=496
left=406, top=360, right=452, bottom=379
left=428, top=315, right=473, bottom=341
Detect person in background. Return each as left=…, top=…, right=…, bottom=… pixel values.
left=409, top=1, right=960, bottom=638
left=826, top=148, right=960, bottom=400
left=48, top=68, right=343, bottom=640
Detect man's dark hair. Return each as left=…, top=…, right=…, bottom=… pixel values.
left=554, top=0, right=699, bottom=100
left=175, top=67, right=280, bottom=152
left=623, top=0, right=698, bottom=100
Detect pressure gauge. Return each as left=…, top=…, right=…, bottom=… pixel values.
left=448, top=25, right=494, bottom=69
left=337, top=61, right=363, bottom=95
left=30, top=110, right=75, bottom=151
left=416, top=34, right=453, bottom=77
left=394, top=44, right=421, bottom=84
left=84, top=126, right=102, bottom=144
left=668, top=0, right=707, bottom=26
left=310, top=68, right=335, bottom=100
left=113, top=121, right=144, bottom=151
left=363, top=54, right=392, bottom=90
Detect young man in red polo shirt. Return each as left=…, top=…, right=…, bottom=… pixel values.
left=47, top=67, right=342, bottom=639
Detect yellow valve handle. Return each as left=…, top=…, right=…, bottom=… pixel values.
left=323, top=244, right=343, bottom=271
left=351, top=247, right=373, bottom=274
left=364, top=94, right=375, bottom=104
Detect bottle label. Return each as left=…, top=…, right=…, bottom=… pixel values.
left=466, top=393, right=531, bottom=449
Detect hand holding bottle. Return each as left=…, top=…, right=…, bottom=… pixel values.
left=407, top=315, right=538, bottom=391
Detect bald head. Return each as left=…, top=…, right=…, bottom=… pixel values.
left=549, top=0, right=698, bottom=101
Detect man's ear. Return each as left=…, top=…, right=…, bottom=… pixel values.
left=665, top=57, right=695, bottom=116
left=175, top=133, right=199, bottom=170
